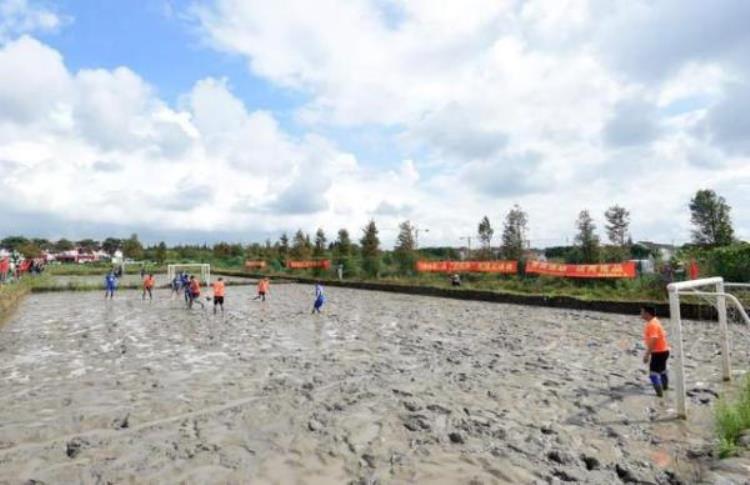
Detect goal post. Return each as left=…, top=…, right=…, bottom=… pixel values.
left=167, top=264, right=211, bottom=285
left=667, top=277, right=750, bottom=419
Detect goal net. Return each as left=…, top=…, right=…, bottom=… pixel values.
left=167, top=264, right=211, bottom=286
left=667, top=277, right=750, bottom=419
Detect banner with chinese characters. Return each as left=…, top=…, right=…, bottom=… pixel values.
left=244, top=260, right=267, bottom=269
left=524, top=260, right=568, bottom=277
left=416, top=260, right=518, bottom=274
left=287, top=260, right=331, bottom=270
left=525, top=260, right=636, bottom=279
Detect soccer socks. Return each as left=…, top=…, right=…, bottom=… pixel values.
left=649, top=373, right=664, bottom=397
left=660, top=372, right=668, bottom=391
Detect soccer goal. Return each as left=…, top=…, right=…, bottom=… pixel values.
left=119, top=260, right=147, bottom=274
left=167, top=264, right=211, bottom=285
left=667, top=277, right=750, bottom=418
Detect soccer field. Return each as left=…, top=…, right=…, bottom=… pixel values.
left=0, top=285, right=746, bottom=483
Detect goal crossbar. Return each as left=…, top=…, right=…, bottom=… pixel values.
left=667, top=277, right=748, bottom=419
left=680, top=290, right=750, bottom=326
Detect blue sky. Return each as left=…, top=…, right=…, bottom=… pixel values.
left=0, top=0, right=748, bottom=246
left=40, top=1, right=307, bottom=133
left=36, top=0, right=407, bottom=170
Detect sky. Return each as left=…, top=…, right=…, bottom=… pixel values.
left=0, top=0, right=748, bottom=248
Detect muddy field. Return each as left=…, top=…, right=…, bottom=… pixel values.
left=0, top=285, right=748, bottom=483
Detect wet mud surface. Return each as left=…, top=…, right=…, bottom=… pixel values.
left=0, top=285, right=748, bottom=483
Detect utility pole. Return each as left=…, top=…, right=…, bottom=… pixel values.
left=460, top=236, right=472, bottom=260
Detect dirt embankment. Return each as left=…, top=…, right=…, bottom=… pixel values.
left=216, top=269, right=721, bottom=320
left=0, top=282, right=30, bottom=325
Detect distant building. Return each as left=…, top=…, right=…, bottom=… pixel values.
left=637, top=241, right=677, bottom=261
left=524, top=249, right=546, bottom=261
left=51, top=249, right=112, bottom=264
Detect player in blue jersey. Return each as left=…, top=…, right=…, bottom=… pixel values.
left=105, top=270, right=118, bottom=299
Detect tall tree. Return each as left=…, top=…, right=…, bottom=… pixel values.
left=77, top=239, right=100, bottom=253
left=689, top=189, right=734, bottom=246
left=604, top=205, right=630, bottom=261
left=477, top=215, right=494, bottom=260
left=55, top=238, right=75, bottom=252
left=334, top=229, right=352, bottom=258
left=122, top=233, right=144, bottom=260
left=394, top=220, right=417, bottom=274
left=31, top=238, right=52, bottom=250
left=313, top=228, right=327, bottom=258
left=360, top=220, right=381, bottom=277
left=333, top=229, right=354, bottom=276
left=604, top=206, right=630, bottom=246
left=278, top=233, right=290, bottom=258
left=101, top=237, right=122, bottom=256
left=1, top=236, right=29, bottom=251
left=501, top=205, right=528, bottom=260
left=19, top=242, right=42, bottom=259
left=155, top=241, right=167, bottom=265
left=291, top=229, right=312, bottom=259
left=575, top=210, right=600, bottom=263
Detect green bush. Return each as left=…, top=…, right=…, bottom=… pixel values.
left=706, top=243, right=750, bottom=282
left=715, top=375, right=750, bottom=458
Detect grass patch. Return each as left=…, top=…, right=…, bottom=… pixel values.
left=45, top=263, right=156, bottom=276
left=715, top=375, right=750, bottom=458
left=0, top=276, right=51, bottom=323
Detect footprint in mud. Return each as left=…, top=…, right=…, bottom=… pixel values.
left=66, top=437, right=89, bottom=458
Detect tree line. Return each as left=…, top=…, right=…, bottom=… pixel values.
left=0, top=188, right=740, bottom=276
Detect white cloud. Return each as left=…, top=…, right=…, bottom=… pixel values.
left=0, top=0, right=65, bottom=42
left=189, top=0, right=750, bottom=246
left=2, top=1, right=750, bottom=247
left=0, top=37, right=376, bottom=239
left=0, top=35, right=70, bottom=123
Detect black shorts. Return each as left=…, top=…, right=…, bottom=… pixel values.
left=649, top=351, right=670, bottom=373
left=214, top=296, right=224, bottom=304
left=258, top=291, right=266, bottom=296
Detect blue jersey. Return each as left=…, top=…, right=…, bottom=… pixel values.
left=105, top=274, right=117, bottom=288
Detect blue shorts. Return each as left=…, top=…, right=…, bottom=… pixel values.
left=314, top=296, right=325, bottom=308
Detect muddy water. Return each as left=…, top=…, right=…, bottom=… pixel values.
left=0, top=285, right=747, bottom=483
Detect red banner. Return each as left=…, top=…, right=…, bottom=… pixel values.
left=524, top=260, right=568, bottom=277
left=287, top=260, right=331, bottom=270
left=416, top=260, right=518, bottom=274
left=245, top=260, right=267, bottom=269
left=525, top=260, right=636, bottom=279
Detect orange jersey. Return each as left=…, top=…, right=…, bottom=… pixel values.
left=213, top=281, right=225, bottom=297
left=258, top=279, right=269, bottom=292
left=644, top=318, right=669, bottom=352
left=143, top=276, right=155, bottom=289
left=190, top=279, right=201, bottom=295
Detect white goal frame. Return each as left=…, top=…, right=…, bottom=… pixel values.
left=667, top=277, right=750, bottom=419
left=167, top=264, right=211, bottom=285
left=120, top=260, right=147, bottom=273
